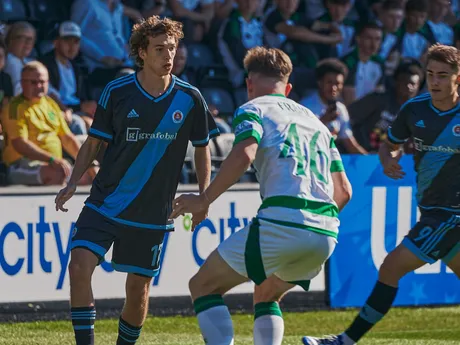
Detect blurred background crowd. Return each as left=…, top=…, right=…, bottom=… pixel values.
left=0, top=0, right=456, bottom=186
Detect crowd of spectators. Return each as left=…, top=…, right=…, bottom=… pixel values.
left=0, top=0, right=457, bottom=186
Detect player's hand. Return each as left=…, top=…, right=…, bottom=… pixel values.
left=191, top=209, right=208, bottom=231
left=382, top=151, right=405, bottom=180
left=170, top=193, right=209, bottom=220
left=55, top=182, right=77, bottom=212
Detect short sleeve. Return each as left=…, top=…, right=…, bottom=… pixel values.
left=265, top=9, right=284, bottom=33
left=232, top=103, right=263, bottom=145
left=89, top=84, right=115, bottom=141
left=387, top=102, right=412, bottom=144
left=329, top=137, right=345, bottom=173
left=190, top=92, right=220, bottom=147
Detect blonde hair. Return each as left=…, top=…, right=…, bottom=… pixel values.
left=22, top=61, right=48, bottom=75
left=243, top=47, right=293, bottom=82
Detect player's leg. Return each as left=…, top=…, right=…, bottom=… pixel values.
left=69, top=208, right=116, bottom=345
left=302, top=215, right=450, bottom=345
left=189, top=249, right=249, bottom=345
left=252, top=276, right=295, bottom=345
left=111, top=229, right=166, bottom=345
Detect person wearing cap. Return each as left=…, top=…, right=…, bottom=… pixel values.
left=40, top=21, right=96, bottom=135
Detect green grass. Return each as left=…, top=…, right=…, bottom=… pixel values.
left=1, top=306, right=459, bottom=344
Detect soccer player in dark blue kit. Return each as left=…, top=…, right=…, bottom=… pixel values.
left=54, top=16, right=219, bottom=345
left=303, top=44, right=460, bottom=345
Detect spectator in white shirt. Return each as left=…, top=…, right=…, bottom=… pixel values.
left=301, top=58, right=367, bottom=154
left=4, top=21, right=36, bottom=96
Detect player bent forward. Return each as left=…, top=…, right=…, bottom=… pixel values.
left=171, top=47, right=353, bottom=345
left=302, top=44, right=460, bottom=345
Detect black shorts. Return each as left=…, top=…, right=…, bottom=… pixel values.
left=71, top=206, right=167, bottom=277
left=402, top=211, right=460, bottom=264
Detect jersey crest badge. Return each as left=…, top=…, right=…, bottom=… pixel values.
left=453, top=124, right=460, bottom=137
left=172, top=110, right=184, bottom=124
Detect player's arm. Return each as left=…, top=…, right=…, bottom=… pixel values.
left=330, top=138, right=352, bottom=211
left=67, top=136, right=103, bottom=185
left=194, top=146, right=211, bottom=193
left=378, top=102, right=412, bottom=179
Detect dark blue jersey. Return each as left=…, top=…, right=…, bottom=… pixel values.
left=86, top=74, right=219, bottom=230
left=388, top=93, right=460, bottom=213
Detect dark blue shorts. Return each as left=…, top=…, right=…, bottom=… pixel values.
left=71, top=206, right=166, bottom=277
left=402, top=211, right=460, bottom=264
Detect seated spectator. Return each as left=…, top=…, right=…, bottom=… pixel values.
left=349, top=59, right=423, bottom=152
left=342, top=20, right=384, bottom=105
left=0, top=40, right=13, bottom=113
left=169, top=0, right=215, bottom=43
left=395, top=0, right=435, bottom=61
left=218, top=0, right=264, bottom=87
left=301, top=58, right=367, bottom=154
left=122, top=0, right=168, bottom=18
left=172, top=41, right=194, bottom=83
left=310, top=0, right=355, bottom=58
left=264, top=0, right=341, bottom=68
left=40, top=21, right=94, bottom=135
left=71, top=0, right=134, bottom=88
left=1, top=61, right=97, bottom=185
left=377, top=0, right=404, bottom=75
left=4, top=21, right=36, bottom=95
left=427, top=0, right=454, bottom=46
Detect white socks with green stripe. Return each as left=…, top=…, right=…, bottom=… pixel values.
left=194, top=294, right=234, bottom=345
left=253, top=302, right=284, bottom=345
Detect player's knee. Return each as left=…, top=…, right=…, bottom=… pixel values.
left=68, top=258, right=92, bottom=283
left=189, top=273, right=218, bottom=300
left=126, top=274, right=151, bottom=299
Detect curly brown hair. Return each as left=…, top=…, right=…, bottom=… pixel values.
left=243, top=47, right=293, bottom=82
left=427, top=43, right=460, bottom=72
left=130, top=16, right=184, bottom=68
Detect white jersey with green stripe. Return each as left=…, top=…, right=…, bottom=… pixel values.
left=233, top=94, right=345, bottom=238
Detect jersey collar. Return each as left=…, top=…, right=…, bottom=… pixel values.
left=134, top=73, right=176, bottom=103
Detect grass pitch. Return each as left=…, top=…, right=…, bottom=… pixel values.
left=1, top=306, right=459, bottom=344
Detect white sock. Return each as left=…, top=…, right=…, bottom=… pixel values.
left=340, top=332, right=356, bottom=345
left=197, top=305, right=234, bottom=345
left=254, top=314, right=284, bottom=345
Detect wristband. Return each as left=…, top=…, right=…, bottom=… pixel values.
left=49, top=156, right=55, bottom=164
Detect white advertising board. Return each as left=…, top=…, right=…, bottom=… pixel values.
left=0, top=187, right=325, bottom=303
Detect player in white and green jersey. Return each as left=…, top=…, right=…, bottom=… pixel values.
left=171, top=47, right=353, bottom=345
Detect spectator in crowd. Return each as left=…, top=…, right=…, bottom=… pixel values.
left=301, top=58, right=367, bottom=154
left=264, top=0, right=342, bottom=69
left=342, top=20, right=384, bottom=105
left=1, top=61, right=97, bottom=186
left=4, top=21, right=36, bottom=95
left=376, top=0, right=404, bottom=74
left=396, top=0, right=435, bottom=61
left=40, top=21, right=94, bottom=135
left=310, top=0, right=355, bottom=58
left=218, top=0, right=264, bottom=87
left=169, top=0, right=215, bottom=42
left=0, top=40, right=13, bottom=114
left=349, top=59, right=423, bottom=152
left=172, top=40, right=194, bottom=83
left=208, top=104, right=231, bottom=133
left=215, top=0, right=267, bottom=20
left=71, top=0, right=134, bottom=88
left=427, top=0, right=454, bottom=46
left=122, top=0, right=168, bottom=19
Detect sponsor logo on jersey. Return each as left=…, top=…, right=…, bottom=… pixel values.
left=452, top=124, right=460, bottom=137
left=414, top=138, right=460, bottom=153
left=172, top=110, right=184, bottom=123
left=126, top=127, right=177, bottom=142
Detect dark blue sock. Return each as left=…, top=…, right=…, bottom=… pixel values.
left=345, top=281, right=398, bottom=342
left=117, top=318, right=142, bottom=345
left=71, top=306, right=95, bottom=345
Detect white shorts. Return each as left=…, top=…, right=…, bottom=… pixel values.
left=217, top=218, right=337, bottom=290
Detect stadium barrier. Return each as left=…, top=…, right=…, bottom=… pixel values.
left=1, top=155, right=459, bottom=321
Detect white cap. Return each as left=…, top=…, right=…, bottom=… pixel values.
left=59, top=21, right=81, bottom=38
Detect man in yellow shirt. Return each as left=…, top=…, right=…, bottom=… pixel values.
left=2, top=61, right=97, bottom=185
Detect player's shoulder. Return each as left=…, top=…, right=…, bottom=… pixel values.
left=98, top=73, right=136, bottom=107
left=400, top=92, right=432, bottom=112
left=173, top=76, right=205, bottom=102
left=234, top=98, right=262, bottom=120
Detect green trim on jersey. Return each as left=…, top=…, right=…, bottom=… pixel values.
left=258, top=216, right=338, bottom=239
left=266, top=93, right=286, bottom=98
left=244, top=219, right=267, bottom=285
left=259, top=195, right=339, bottom=218
left=331, top=160, right=345, bottom=172
left=234, top=129, right=261, bottom=145
left=232, top=112, right=262, bottom=128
